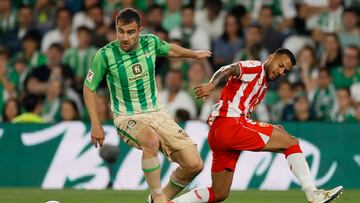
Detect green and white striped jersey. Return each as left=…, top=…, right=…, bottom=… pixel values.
left=84, top=34, right=170, bottom=116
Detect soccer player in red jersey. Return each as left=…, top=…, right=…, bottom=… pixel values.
left=168, top=48, right=343, bottom=203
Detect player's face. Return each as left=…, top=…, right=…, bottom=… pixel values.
left=116, top=21, right=142, bottom=52
left=266, top=54, right=293, bottom=81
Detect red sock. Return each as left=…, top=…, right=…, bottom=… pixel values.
left=207, top=187, right=216, bottom=203
left=283, top=144, right=302, bottom=158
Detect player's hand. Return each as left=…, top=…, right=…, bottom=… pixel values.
left=194, top=50, right=212, bottom=59
left=194, top=83, right=215, bottom=100
left=90, top=125, right=105, bottom=148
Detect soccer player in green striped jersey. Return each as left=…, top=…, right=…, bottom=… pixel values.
left=83, top=8, right=211, bottom=203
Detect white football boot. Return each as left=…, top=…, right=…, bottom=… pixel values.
left=308, top=186, right=343, bottom=203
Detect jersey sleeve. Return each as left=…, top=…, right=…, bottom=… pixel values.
left=237, top=60, right=263, bottom=82
left=83, top=50, right=108, bottom=91
left=153, top=35, right=170, bottom=56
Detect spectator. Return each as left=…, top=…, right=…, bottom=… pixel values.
left=1, top=98, right=20, bottom=122
left=162, top=0, right=182, bottom=31
left=213, top=13, right=243, bottom=68
left=169, top=5, right=211, bottom=51
left=338, top=8, right=360, bottom=48
left=33, top=0, right=56, bottom=34
left=230, top=5, right=251, bottom=33
left=8, top=58, right=30, bottom=94
left=1, top=5, right=39, bottom=56
left=316, top=0, right=343, bottom=33
left=271, top=80, right=294, bottom=122
left=41, top=8, right=75, bottom=52
left=103, top=0, right=122, bottom=19
left=331, top=45, right=360, bottom=89
left=12, top=94, right=45, bottom=123
left=195, top=0, right=226, bottom=41
left=310, top=68, right=337, bottom=121
left=167, top=39, right=190, bottom=81
left=143, top=4, right=164, bottom=35
left=60, top=99, right=80, bottom=121
left=332, top=88, right=356, bottom=122
left=183, top=60, right=211, bottom=114
left=320, top=33, right=342, bottom=71
left=289, top=46, right=318, bottom=92
left=14, top=32, right=46, bottom=69
left=72, top=0, right=100, bottom=32
left=0, top=0, right=17, bottom=39
left=89, top=5, right=110, bottom=48
left=257, top=6, right=285, bottom=53
left=249, top=0, right=297, bottom=32
left=292, top=94, right=315, bottom=121
left=233, top=24, right=267, bottom=63
left=0, top=48, right=16, bottom=114
left=63, top=26, right=97, bottom=92
left=42, top=79, right=63, bottom=122
left=160, top=69, right=197, bottom=119
left=28, top=43, right=83, bottom=116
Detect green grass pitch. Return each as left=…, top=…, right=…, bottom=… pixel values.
left=0, top=188, right=358, bottom=203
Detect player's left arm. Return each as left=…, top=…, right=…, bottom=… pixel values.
left=167, top=43, right=212, bottom=59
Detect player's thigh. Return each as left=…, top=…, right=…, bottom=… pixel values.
left=210, top=117, right=272, bottom=151
left=261, top=126, right=299, bottom=152
left=211, top=170, right=234, bottom=201
left=150, top=110, right=196, bottom=159
left=114, top=115, right=158, bottom=149
left=169, top=144, right=202, bottom=170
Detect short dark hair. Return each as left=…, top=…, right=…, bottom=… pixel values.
left=22, top=94, right=42, bottom=112
left=274, top=48, right=296, bottom=66
left=116, top=8, right=142, bottom=26
left=48, top=43, right=64, bottom=53
left=76, top=25, right=92, bottom=34
left=319, top=68, right=331, bottom=76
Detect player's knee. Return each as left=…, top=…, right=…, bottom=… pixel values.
left=141, top=130, right=160, bottom=152
left=288, top=135, right=299, bottom=146
left=184, top=158, right=204, bottom=175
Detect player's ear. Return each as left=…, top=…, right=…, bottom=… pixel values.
left=268, top=54, right=275, bottom=63
left=138, top=26, right=143, bottom=33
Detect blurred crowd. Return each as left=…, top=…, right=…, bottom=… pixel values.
left=0, top=0, right=360, bottom=124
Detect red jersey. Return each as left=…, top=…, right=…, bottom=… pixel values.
left=210, top=60, right=267, bottom=119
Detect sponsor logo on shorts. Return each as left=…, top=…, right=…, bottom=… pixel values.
left=177, top=129, right=188, bottom=138
left=126, top=120, right=137, bottom=132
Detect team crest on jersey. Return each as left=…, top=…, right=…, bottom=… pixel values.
left=259, top=122, right=269, bottom=127
left=132, top=64, right=143, bottom=75
left=86, top=70, right=94, bottom=82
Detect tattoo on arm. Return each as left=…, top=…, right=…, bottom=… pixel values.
left=210, top=63, right=241, bottom=86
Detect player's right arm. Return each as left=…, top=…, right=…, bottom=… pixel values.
left=83, top=50, right=108, bottom=148
left=194, top=62, right=241, bottom=99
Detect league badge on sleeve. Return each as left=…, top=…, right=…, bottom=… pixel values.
left=86, top=70, right=94, bottom=82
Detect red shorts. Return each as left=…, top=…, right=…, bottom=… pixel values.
left=208, top=117, right=274, bottom=172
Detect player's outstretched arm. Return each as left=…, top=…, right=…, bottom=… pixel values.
left=167, top=43, right=212, bottom=59
left=194, top=63, right=241, bottom=100
left=83, top=86, right=105, bottom=148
